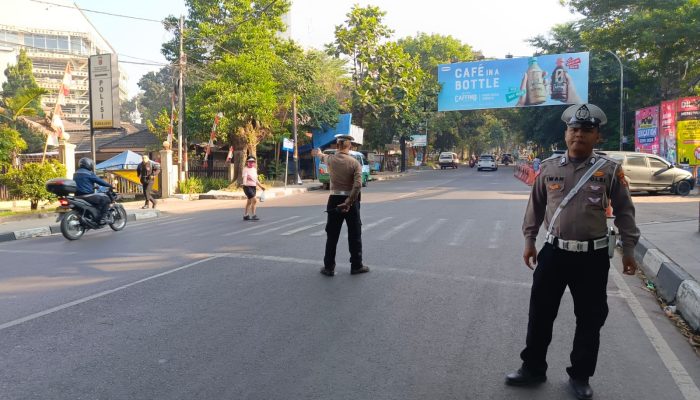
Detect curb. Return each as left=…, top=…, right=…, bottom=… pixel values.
left=0, top=210, right=161, bottom=243
left=634, top=236, right=700, bottom=331
left=198, top=185, right=323, bottom=200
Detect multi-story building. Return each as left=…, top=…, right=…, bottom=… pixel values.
left=0, top=0, right=128, bottom=127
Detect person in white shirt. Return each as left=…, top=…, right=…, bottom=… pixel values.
left=241, top=156, right=266, bottom=220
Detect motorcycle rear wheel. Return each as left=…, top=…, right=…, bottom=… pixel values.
left=109, top=205, right=128, bottom=231
left=60, top=210, right=85, bottom=240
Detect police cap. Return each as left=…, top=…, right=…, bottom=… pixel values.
left=561, top=103, right=607, bottom=128
left=335, top=134, right=355, bottom=142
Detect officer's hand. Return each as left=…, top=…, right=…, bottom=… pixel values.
left=523, top=243, right=538, bottom=270
left=622, top=254, right=637, bottom=275
left=337, top=202, right=351, bottom=213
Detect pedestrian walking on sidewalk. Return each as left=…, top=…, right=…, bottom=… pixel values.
left=312, top=134, right=369, bottom=276
left=241, top=156, right=266, bottom=221
left=137, top=155, right=160, bottom=209
left=505, top=103, right=640, bottom=400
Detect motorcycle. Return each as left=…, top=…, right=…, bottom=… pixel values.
left=46, top=178, right=128, bottom=240
left=469, top=159, right=476, bottom=168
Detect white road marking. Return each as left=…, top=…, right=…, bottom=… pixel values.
left=252, top=217, right=313, bottom=236
left=410, top=218, right=447, bottom=243
left=0, top=255, right=222, bottom=332
left=344, top=216, right=393, bottom=238
left=610, top=267, right=700, bottom=400
left=281, top=221, right=325, bottom=236
left=488, top=220, right=504, bottom=248
left=309, top=229, right=326, bottom=237
left=378, top=218, right=419, bottom=241
left=449, top=219, right=475, bottom=246
left=222, top=216, right=300, bottom=237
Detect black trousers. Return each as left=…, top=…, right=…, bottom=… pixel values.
left=520, top=243, right=610, bottom=379
left=142, top=179, right=156, bottom=206
left=324, top=194, right=362, bottom=269
left=80, top=193, right=110, bottom=218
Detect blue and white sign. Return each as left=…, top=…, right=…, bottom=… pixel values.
left=282, top=138, right=294, bottom=152
left=438, top=52, right=589, bottom=112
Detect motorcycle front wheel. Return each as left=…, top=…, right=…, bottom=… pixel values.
left=109, top=205, right=128, bottom=231
left=60, top=210, right=85, bottom=240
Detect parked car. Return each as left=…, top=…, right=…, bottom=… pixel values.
left=317, top=149, right=370, bottom=190
left=438, top=152, right=459, bottom=169
left=477, top=154, right=498, bottom=171
left=600, top=151, right=695, bottom=195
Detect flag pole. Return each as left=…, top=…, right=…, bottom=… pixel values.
left=42, top=62, right=71, bottom=163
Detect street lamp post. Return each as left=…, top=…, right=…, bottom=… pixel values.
left=606, top=50, right=624, bottom=151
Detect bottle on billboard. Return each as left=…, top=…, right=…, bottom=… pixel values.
left=526, top=57, right=547, bottom=105
left=551, top=58, right=568, bottom=102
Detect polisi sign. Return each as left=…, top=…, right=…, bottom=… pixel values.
left=89, top=54, right=120, bottom=129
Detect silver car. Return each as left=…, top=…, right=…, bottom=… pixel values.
left=601, top=151, right=695, bottom=195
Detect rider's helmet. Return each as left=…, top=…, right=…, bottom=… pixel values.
left=78, top=157, right=94, bottom=171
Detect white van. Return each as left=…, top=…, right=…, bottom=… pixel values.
left=438, top=152, right=459, bottom=169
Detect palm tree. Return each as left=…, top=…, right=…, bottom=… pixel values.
left=0, top=87, right=48, bottom=167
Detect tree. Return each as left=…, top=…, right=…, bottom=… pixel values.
left=2, top=49, right=41, bottom=109
left=0, top=160, right=66, bottom=209
left=0, top=126, right=26, bottom=167
left=0, top=87, right=48, bottom=157
left=137, top=67, right=174, bottom=123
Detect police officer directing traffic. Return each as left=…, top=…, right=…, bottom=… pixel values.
left=312, top=135, right=369, bottom=276
left=505, top=104, right=640, bottom=400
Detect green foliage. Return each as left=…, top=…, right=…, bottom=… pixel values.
left=257, top=174, right=266, bottom=184
left=201, top=177, right=229, bottom=192
left=0, top=126, right=26, bottom=167
left=178, top=177, right=204, bottom=194
left=264, top=159, right=285, bottom=181
left=0, top=87, right=48, bottom=123
left=137, top=67, right=174, bottom=123
left=0, top=161, right=66, bottom=209
left=2, top=49, right=42, bottom=114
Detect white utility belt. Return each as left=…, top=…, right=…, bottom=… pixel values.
left=331, top=190, right=351, bottom=196
left=545, top=233, right=608, bottom=253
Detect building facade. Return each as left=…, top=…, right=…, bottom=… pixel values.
left=0, top=0, right=128, bottom=127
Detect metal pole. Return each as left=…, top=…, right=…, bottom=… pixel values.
left=606, top=50, right=624, bottom=150
left=178, top=15, right=185, bottom=181
left=87, top=57, right=96, bottom=172
left=284, top=150, right=289, bottom=190
left=292, top=95, right=301, bottom=184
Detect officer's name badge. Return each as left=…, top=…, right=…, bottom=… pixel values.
left=548, top=183, right=562, bottom=191
left=593, top=171, right=605, bottom=177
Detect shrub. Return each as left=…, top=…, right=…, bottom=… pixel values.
left=202, top=177, right=230, bottom=192
left=257, top=174, right=266, bottom=184
left=178, top=177, right=203, bottom=194
left=0, top=161, right=66, bottom=209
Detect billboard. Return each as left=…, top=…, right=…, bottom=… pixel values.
left=437, top=52, right=589, bottom=111
left=89, top=54, right=120, bottom=129
left=635, top=106, right=660, bottom=154
left=659, top=100, right=678, bottom=164
left=676, top=96, right=700, bottom=166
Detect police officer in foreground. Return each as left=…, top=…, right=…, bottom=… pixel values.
left=312, top=134, right=369, bottom=276
left=505, top=104, right=640, bottom=400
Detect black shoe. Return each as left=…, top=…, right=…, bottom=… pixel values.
left=350, top=265, right=370, bottom=275
left=251, top=215, right=259, bottom=221
left=569, top=378, right=593, bottom=399
left=505, top=369, right=547, bottom=386
left=243, top=215, right=250, bottom=221
left=320, top=267, right=335, bottom=277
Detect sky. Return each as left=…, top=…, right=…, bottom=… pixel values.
left=73, top=0, right=581, bottom=98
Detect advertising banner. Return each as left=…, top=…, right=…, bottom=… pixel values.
left=89, top=54, right=121, bottom=129
left=676, top=96, right=700, bottom=166
left=437, top=52, right=589, bottom=111
left=659, top=100, right=678, bottom=164
left=411, top=134, right=427, bottom=147
left=635, top=106, right=660, bottom=154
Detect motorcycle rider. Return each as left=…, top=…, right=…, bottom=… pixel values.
left=73, top=157, right=114, bottom=224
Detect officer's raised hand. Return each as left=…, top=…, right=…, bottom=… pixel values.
left=622, top=255, right=637, bottom=275
left=523, top=241, right=537, bottom=270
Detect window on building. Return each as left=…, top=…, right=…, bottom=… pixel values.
left=34, top=35, right=46, bottom=49
left=70, top=37, right=81, bottom=54
left=24, top=33, right=33, bottom=47
left=58, top=37, right=69, bottom=52
left=46, top=36, right=57, bottom=50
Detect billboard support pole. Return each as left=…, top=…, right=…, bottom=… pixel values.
left=87, top=57, right=96, bottom=172
left=606, top=50, right=624, bottom=151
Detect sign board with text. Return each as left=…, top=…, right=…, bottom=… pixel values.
left=89, top=54, right=120, bottom=129
left=282, top=138, right=294, bottom=152
left=437, top=52, right=589, bottom=111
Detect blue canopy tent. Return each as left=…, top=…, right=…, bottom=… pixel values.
left=311, top=114, right=364, bottom=175
left=95, top=150, right=143, bottom=170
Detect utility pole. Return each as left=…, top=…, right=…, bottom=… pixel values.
left=292, top=94, right=302, bottom=184
left=606, top=50, right=624, bottom=151
left=178, top=15, right=185, bottom=181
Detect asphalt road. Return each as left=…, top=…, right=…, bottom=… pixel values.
left=0, top=166, right=698, bottom=400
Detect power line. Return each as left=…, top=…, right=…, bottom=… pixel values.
left=29, top=0, right=163, bottom=23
